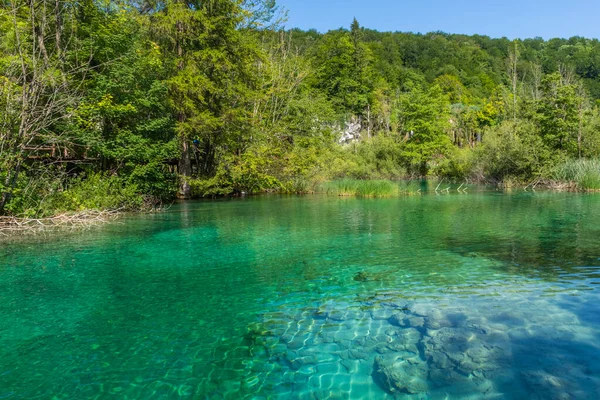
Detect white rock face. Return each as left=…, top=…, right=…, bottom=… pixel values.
left=339, top=121, right=362, bottom=144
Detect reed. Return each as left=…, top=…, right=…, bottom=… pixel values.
left=319, top=179, right=404, bottom=197
left=554, top=159, right=600, bottom=190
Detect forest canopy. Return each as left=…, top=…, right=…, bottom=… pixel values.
left=2, top=0, right=600, bottom=217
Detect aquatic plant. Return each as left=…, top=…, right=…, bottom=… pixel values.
left=554, top=158, right=600, bottom=190
left=318, top=179, right=406, bottom=197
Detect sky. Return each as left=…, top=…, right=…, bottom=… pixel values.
left=276, top=0, right=600, bottom=40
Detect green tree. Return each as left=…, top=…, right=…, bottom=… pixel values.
left=393, top=85, right=451, bottom=174
left=537, top=72, right=582, bottom=156
left=312, top=20, right=374, bottom=120
left=149, top=0, right=261, bottom=197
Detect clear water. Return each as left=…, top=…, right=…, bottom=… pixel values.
left=2, top=191, right=600, bottom=399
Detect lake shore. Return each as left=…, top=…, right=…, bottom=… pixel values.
left=2, top=180, right=598, bottom=241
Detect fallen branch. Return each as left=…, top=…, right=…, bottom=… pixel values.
left=0, top=209, right=120, bottom=237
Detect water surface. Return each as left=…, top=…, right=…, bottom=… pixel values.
left=2, top=192, right=600, bottom=399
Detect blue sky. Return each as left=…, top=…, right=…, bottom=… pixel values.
left=276, top=0, right=600, bottom=40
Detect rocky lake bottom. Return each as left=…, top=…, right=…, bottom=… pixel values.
left=2, top=193, right=600, bottom=399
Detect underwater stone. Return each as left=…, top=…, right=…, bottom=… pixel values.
left=340, top=359, right=360, bottom=374
left=387, top=342, right=419, bottom=355
left=333, top=339, right=352, bottom=349
left=472, top=378, right=494, bottom=395
left=348, top=348, right=369, bottom=360
left=490, top=312, right=526, bottom=327
left=368, top=333, right=392, bottom=344
left=338, top=350, right=350, bottom=360
left=374, top=343, right=391, bottom=354
left=508, top=327, right=530, bottom=340
left=397, top=328, right=422, bottom=345
left=250, top=361, right=275, bottom=373
left=283, top=349, right=298, bottom=360
left=443, top=350, right=466, bottom=366
left=388, top=313, right=409, bottom=327
left=407, top=316, right=425, bottom=328
left=326, top=310, right=346, bottom=321
left=353, top=271, right=369, bottom=282
left=343, top=310, right=364, bottom=320
left=334, top=330, right=358, bottom=342
left=407, top=304, right=433, bottom=317
left=372, top=354, right=428, bottom=395
left=424, top=314, right=456, bottom=330
left=455, top=359, right=479, bottom=376
left=429, top=351, right=452, bottom=369
left=287, top=339, right=305, bottom=350
left=466, top=345, right=493, bottom=364
left=428, top=367, right=469, bottom=388
left=385, top=328, right=398, bottom=336
left=371, top=309, right=395, bottom=320
left=268, top=344, right=288, bottom=358
left=320, top=334, right=335, bottom=344
left=521, top=371, right=570, bottom=400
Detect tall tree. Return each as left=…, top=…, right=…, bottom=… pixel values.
left=537, top=72, right=581, bottom=156
left=393, top=85, right=451, bottom=175
left=507, top=40, right=520, bottom=122
left=149, top=0, right=260, bottom=198
left=312, top=21, right=374, bottom=122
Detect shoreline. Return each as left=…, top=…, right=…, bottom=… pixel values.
left=2, top=181, right=598, bottom=240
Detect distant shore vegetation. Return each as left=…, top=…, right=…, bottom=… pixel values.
left=2, top=0, right=600, bottom=217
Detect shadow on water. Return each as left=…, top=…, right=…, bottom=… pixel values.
left=503, top=336, right=600, bottom=399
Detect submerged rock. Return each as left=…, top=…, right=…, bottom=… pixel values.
left=372, top=354, right=428, bottom=395
left=521, top=371, right=571, bottom=400
left=353, top=271, right=369, bottom=282
left=388, top=313, right=409, bottom=327
left=371, top=309, right=395, bottom=320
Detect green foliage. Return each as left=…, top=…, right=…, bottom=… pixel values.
left=473, top=120, right=554, bottom=182
left=393, top=85, right=452, bottom=174
left=190, top=145, right=282, bottom=196
left=318, top=179, right=401, bottom=197
left=189, top=174, right=234, bottom=198
left=554, top=159, right=600, bottom=190
left=0, top=167, right=53, bottom=218
left=49, top=173, right=145, bottom=212
left=226, top=147, right=283, bottom=194
left=435, top=147, right=474, bottom=180
left=7, top=6, right=600, bottom=217
left=311, top=22, right=375, bottom=117
left=537, top=73, right=581, bottom=156
left=581, top=108, right=600, bottom=157
left=3, top=170, right=146, bottom=217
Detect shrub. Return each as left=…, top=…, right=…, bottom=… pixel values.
left=47, top=173, right=145, bottom=212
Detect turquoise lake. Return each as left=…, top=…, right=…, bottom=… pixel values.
left=2, top=191, right=600, bottom=399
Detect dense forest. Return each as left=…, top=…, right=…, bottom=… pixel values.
left=2, top=0, right=600, bottom=217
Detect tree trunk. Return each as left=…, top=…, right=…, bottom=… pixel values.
left=178, top=136, right=192, bottom=199
left=578, top=105, right=583, bottom=158
left=175, top=20, right=192, bottom=199
left=367, top=104, right=371, bottom=139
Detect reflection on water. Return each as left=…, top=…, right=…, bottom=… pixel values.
left=1, top=192, right=600, bottom=399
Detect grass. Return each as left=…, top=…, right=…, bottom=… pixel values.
left=318, top=179, right=410, bottom=197
left=554, top=158, right=600, bottom=190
